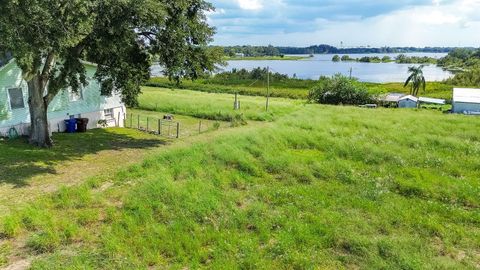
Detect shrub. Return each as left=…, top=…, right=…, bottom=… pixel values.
left=445, top=68, right=480, bottom=87
left=308, top=74, right=373, bottom=105
left=332, top=55, right=340, bottom=62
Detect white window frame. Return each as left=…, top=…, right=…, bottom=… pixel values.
left=104, top=108, right=114, bottom=119
left=7, top=87, right=26, bottom=110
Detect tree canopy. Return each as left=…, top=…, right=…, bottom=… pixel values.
left=404, top=65, right=426, bottom=97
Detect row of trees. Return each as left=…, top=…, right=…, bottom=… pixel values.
left=332, top=54, right=437, bottom=64
left=213, top=67, right=288, bottom=82
left=223, top=45, right=458, bottom=56
left=439, top=48, right=480, bottom=87
left=223, top=45, right=281, bottom=57
left=438, top=48, right=480, bottom=69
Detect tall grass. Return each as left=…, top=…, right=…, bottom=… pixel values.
left=145, top=77, right=310, bottom=99
left=137, top=87, right=300, bottom=121
left=2, top=104, right=480, bottom=269
left=146, top=77, right=457, bottom=100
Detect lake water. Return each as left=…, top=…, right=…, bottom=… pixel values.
left=151, top=53, right=453, bottom=83
left=223, top=53, right=453, bottom=83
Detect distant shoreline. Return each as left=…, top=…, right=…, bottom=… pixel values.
left=224, top=55, right=310, bottom=61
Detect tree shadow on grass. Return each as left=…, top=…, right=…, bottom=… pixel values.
left=0, top=128, right=166, bottom=188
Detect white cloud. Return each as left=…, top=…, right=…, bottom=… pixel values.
left=236, top=0, right=263, bottom=11
left=211, top=0, right=480, bottom=46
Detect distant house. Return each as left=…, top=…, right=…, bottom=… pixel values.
left=379, top=93, right=405, bottom=103
left=234, top=53, right=245, bottom=58
left=398, top=95, right=419, bottom=108
left=377, top=93, right=405, bottom=107
left=0, top=59, right=126, bottom=136
left=452, top=88, right=480, bottom=114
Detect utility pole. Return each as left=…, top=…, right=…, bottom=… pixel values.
left=266, top=66, right=270, bottom=111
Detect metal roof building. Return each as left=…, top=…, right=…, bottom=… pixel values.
left=398, top=95, right=419, bottom=108
left=453, top=88, right=480, bottom=114
left=418, top=97, right=446, bottom=105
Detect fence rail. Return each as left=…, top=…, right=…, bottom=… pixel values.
left=125, top=113, right=181, bottom=138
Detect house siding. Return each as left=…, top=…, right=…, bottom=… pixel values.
left=398, top=99, right=418, bottom=108
left=452, top=102, right=480, bottom=114
left=0, top=61, right=126, bottom=135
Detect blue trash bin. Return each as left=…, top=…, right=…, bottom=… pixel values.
left=64, top=118, right=77, bottom=133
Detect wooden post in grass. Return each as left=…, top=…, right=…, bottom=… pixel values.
left=176, top=122, right=180, bottom=138
left=147, top=117, right=149, bottom=131
left=158, top=119, right=161, bottom=135
left=266, top=66, right=270, bottom=112
left=234, top=92, right=239, bottom=110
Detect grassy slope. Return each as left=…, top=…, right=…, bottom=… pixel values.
left=137, top=87, right=301, bottom=121
left=1, top=96, right=479, bottom=269
left=146, top=77, right=457, bottom=100
left=0, top=128, right=166, bottom=216
left=126, top=108, right=232, bottom=137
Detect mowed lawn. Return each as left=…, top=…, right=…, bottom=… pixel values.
left=1, top=100, right=480, bottom=269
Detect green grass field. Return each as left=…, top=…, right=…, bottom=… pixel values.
left=137, top=87, right=301, bottom=121
left=146, top=77, right=458, bottom=101
left=1, top=85, right=480, bottom=269
left=126, top=108, right=232, bottom=137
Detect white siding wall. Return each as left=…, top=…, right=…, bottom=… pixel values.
left=453, top=102, right=480, bottom=114
left=398, top=100, right=418, bottom=108
left=0, top=61, right=127, bottom=136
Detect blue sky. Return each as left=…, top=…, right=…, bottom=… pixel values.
left=207, top=0, right=480, bottom=47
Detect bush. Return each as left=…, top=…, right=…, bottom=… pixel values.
left=308, top=74, right=373, bottom=105
left=445, top=68, right=480, bottom=87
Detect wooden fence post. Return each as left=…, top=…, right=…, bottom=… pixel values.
left=158, top=119, right=161, bottom=135
left=176, top=122, right=180, bottom=138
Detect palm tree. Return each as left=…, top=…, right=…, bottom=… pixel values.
left=404, top=65, right=426, bottom=97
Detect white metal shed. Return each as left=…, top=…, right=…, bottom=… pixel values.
left=453, top=88, right=480, bottom=114
left=398, top=95, right=419, bottom=108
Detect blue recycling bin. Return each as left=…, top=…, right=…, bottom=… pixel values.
left=64, top=118, right=77, bottom=133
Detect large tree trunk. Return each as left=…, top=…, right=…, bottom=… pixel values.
left=27, top=76, right=53, bottom=148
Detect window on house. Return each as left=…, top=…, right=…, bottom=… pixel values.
left=8, top=88, right=25, bottom=109
left=68, top=87, right=83, bottom=102
left=104, top=108, right=114, bottom=119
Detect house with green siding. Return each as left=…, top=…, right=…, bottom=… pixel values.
left=0, top=59, right=126, bottom=136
